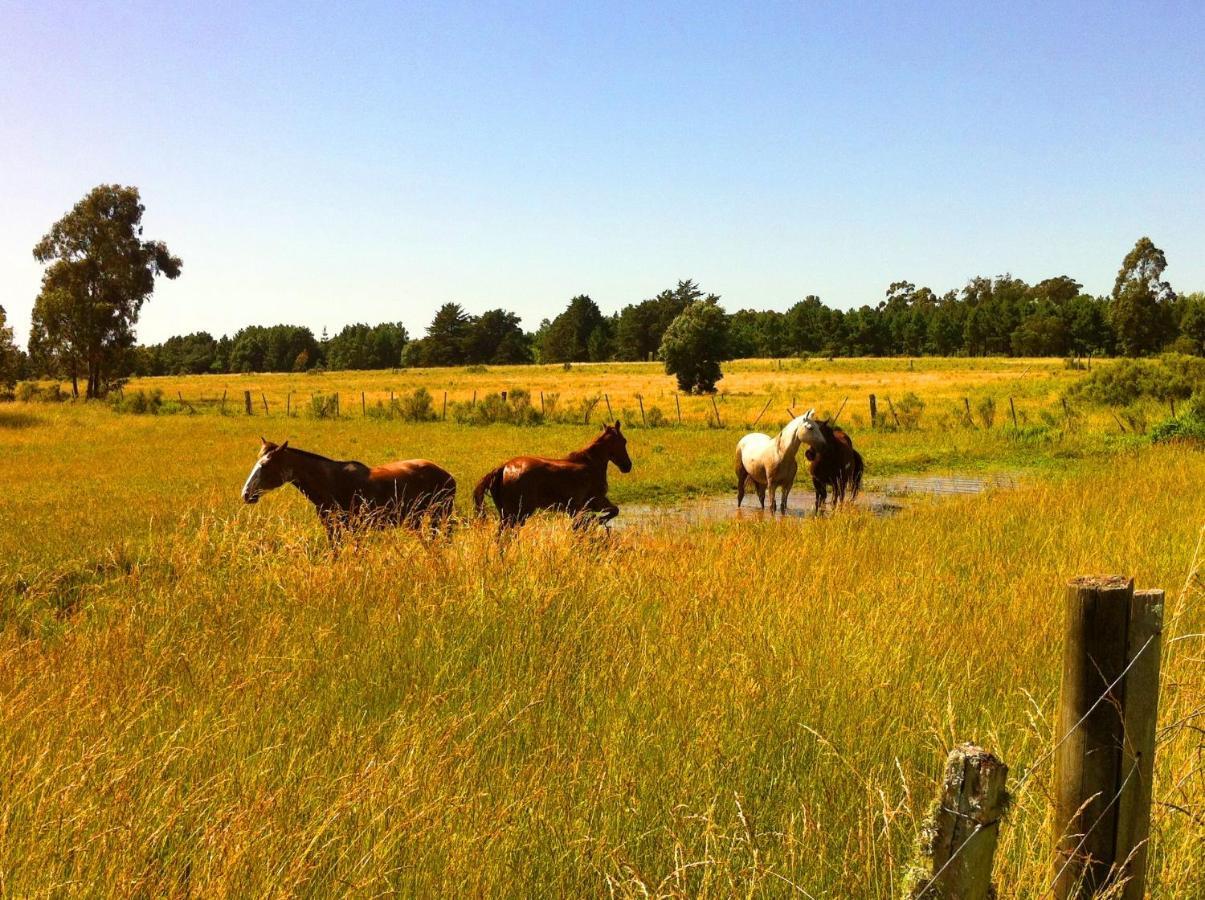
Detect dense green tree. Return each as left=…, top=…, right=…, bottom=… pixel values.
left=1175, top=292, right=1205, bottom=356
left=413, top=303, right=471, bottom=367
left=660, top=297, right=730, bottom=393
left=463, top=309, right=531, bottom=364
left=615, top=280, right=703, bottom=361
left=326, top=322, right=408, bottom=369
left=540, top=295, right=606, bottom=363
left=30, top=185, right=181, bottom=397
left=1111, top=237, right=1177, bottom=356
left=0, top=305, right=22, bottom=390
left=1010, top=313, right=1068, bottom=356
left=228, top=325, right=319, bottom=372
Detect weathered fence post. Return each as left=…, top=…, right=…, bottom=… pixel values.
left=261, top=392, right=269, bottom=415
left=442, top=391, right=447, bottom=420
left=286, top=392, right=291, bottom=417
left=963, top=397, right=973, bottom=427
left=1053, top=576, right=1163, bottom=900
left=637, top=394, right=646, bottom=427
left=869, top=393, right=878, bottom=427
left=604, top=393, right=613, bottom=420
left=1061, top=397, right=1071, bottom=425
left=751, top=397, right=773, bottom=429
left=244, top=390, right=252, bottom=415
left=539, top=391, right=544, bottom=417
left=221, top=389, right=227, bottom=413
left=1009, top=397, right=1018, bottom=429
left=471, top=390, right=476, bottom=408
left=886, top=396, right=901, bottom=428
left=674, top=393, right=682, bottom=425
left=903, top=743, right=1008, bottom=900
left=710, top=394, right=722, bottom=427
left=334, top=392, right=340, bottom=417
left=1169, top=398, right=1176, bottom=418
left=501, top=390, right=507, bottom=403
left=361, top=391, right=366, bottom=415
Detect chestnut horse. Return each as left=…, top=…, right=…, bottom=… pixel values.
left=805, top=421, right=863, bottom=512
left=473, top=421, right=633, bottom=528
left=241, top=439, right=456, bottom=541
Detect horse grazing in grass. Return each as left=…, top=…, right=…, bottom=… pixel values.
left=474, top=421, right=633, bottom=528
left=241, top=439, right=456, bottom=541
left=735, top=409, right=828, bottom=512
left=805, top=420, right=863, bottom=512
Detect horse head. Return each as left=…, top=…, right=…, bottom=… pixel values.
left=242, top=437, right=292, bottom=503
left=792, top=408, right=828, bottom=453
left=600, top=420, right=633, bottom=473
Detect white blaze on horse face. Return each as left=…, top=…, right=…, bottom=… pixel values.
left=242, top=458, right=265, bottom=502
left=795, top=416, right=827, bottom=452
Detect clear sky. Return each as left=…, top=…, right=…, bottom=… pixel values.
left=2, top=1, right=1202, bottom=346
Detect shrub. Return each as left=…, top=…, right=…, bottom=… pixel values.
left=308, top=394, right=339, bottom=419
left=397, top=387, right=438, bottom=422
left=645, top=405, right=666, bottom=427
left=110, top=389, right=164, bottom=415
left=465, top=365, right=488, bottom=374
left=16, top=382, right=68, bottom=403
left=1071, top=355, right=1205, bottom=406
left=894, top=392, right=925, bottom=430
left=451, top=388, right=543, bottom=426
left=976, top=396, right=996, bottom=429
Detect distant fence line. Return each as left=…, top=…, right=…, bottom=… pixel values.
left=109, top=385, right=1119, bottom=432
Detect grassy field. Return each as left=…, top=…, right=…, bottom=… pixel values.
left=1, top=359, right=1202, bottom=896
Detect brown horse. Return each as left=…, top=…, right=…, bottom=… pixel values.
left=241, top=439, right=456, bottom=541
left=473, top=421, right=633, bottom=528
left=805, top=421, right=863, bottom=512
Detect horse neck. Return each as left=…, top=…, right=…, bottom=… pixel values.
left=775, top=423, right=803, bottom=461
left=569, top=438, right=612, bottom=473
left=283, top=449, right=345, bottom=507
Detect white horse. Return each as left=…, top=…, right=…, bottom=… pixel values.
left=735, top=409, right=828, bottom=512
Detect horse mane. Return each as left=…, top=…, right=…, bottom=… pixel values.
left=281, top=446, right=361, bottom=467
left=567, top=428, right=615, bottom=462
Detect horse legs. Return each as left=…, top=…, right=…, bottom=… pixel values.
left=779, top=483, right=790, bottom=512
left=736, top=463, right=748, bottom=508
left=812, top=478, right=826, bottom=514
left=755, top=481, right=766, bottom=509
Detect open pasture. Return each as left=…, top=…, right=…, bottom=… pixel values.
left=1, top=358, right=1202, bottom=896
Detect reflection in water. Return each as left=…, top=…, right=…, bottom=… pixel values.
left=616, top=473, right=1017, bottom=530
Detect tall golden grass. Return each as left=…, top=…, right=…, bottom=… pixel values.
left=2, top=438, right=1201, bottom=895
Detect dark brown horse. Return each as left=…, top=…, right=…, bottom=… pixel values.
left=805, top=421, right=863, bottom=512
left=473, top=422, right=633, bottom=528
left=241, top=439, right=456, bottom=541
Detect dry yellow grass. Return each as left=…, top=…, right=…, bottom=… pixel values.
left=1, top=360, right=1201, bottom=896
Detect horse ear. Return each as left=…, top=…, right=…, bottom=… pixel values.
left=614, top=420, right=622, bottom=430
left=804, top=407, right=815, bottom=419
left=260, top=436, right=268, bottom=446
left=279, top=440, right=289, bottom=450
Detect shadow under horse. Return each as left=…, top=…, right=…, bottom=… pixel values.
left=473, top=421, right=632, bottom=528
left=806, top=421, right=863, bottom=512
left=241, top=439, right=456, bottom=542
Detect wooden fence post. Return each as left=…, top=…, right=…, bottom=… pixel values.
left=869, top=393, right=877, bottom=427
left=442, top=391, right=447, bottom=420
left=334, top=393, right=339, bottom=418
left=1169, top=398, right=1176, bottom=418
left=710, top=394, right=722, bottom=427
left=886, top=396, right=901, bottom=428
left=539, top=391, right=544, bottom=417
left=1009, top=397, right=1018, bottom=429
left=1061, top=397, right=1071, bottom=425
left=604, top=393, right=613, bottom=420
left=637, top=394, right=646, bottom=427
left=361, top=391, right=366, bottom=415
left=221, top=389, right=227, bottom=413
left=1053, top=576, right=1163, bottom=900
left=963, top=397, right=973, bottom=427
left=903, top=743, right=1008, bottom=900
left=286, top=392, right=291, bottom=417
left=751, top=397, right=773, bottom=429
left=244, top=390, right=252, bottom=415
left=674, top=393, right=682, bottom=425
left=261, top=392, right=269, bottom=415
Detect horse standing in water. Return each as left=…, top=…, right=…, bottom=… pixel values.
left=241, top=439, right=456, bottom=542
left=735, top=409, right=828, bottom=512
left=806, top=420, right=864, bottom=512
left=474, top=422, right=633, bottom=528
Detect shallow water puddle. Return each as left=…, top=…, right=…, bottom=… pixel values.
left=616, top=473, right=1019, bottom=529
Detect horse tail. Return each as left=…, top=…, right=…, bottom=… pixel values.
left=847, top=448, right=864, bottom=501
left=473, top=466, right=503, bottom=517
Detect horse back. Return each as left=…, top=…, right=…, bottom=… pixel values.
left=367, top=459, right=456, bottom=503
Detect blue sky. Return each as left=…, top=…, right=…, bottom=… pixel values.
left=2, top=1, right=1202, bottom=346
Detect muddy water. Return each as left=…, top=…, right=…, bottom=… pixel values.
left=617, top=473, right=1019, bottom=529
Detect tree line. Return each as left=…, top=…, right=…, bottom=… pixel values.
left=3, top=184, right=1203, bottom=397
